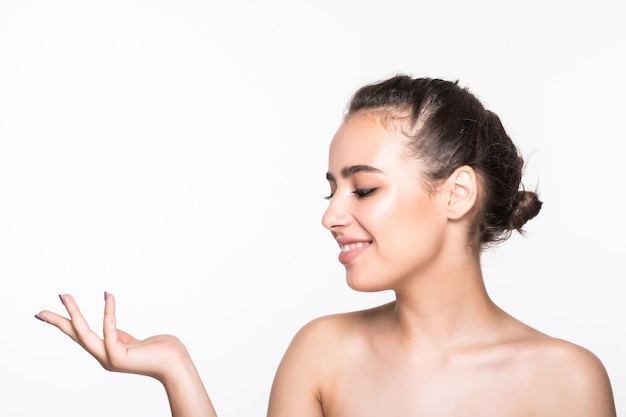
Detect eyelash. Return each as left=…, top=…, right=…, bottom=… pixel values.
left=353, top=188, right=377, bottom=198
left=324, top=188, right=377, bottom=200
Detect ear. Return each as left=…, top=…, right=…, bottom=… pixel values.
left=442, top=165, right=479, bottom=220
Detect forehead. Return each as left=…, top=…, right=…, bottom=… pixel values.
left=328, top=111, right=410, bottom=170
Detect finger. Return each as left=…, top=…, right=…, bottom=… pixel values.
left=103, top=292, right=119, bottom=347
left=59, top=294, right=107, bottom=361
left=60, top=294, right=91, bottom=335
left=102, top=292, right=128, bottom=369
left=35, top=309, right=79, bottom=342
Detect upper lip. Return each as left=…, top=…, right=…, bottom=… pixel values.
left=335, top=236, right=373, bottom=246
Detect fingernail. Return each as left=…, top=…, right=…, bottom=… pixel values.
left=104, top=291, right=108, bottom=301
left=34, top=314, right=47, bottom=322
left=58, top=294, right=65, bottom=305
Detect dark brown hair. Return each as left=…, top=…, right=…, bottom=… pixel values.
left=347, top=75, right=542, bottom=247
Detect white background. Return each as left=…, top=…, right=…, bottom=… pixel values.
left=1, top=0, right=624, bottom=415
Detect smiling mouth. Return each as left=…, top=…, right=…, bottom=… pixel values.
left=340, top=241, right=372, bottom=253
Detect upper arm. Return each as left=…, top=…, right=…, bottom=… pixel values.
left=266, top=318, right=332, bottom=417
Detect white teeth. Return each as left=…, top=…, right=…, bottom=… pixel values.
left=340, top=241, right=371, bottom=253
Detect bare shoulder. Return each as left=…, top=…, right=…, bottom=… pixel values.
left=271, top=302, right=392, bottom=380
left=267, top=304, right=391, bottom=417
left=519, top=336, right=616, bottom=416
left=284, top=302, right=392, bottom=356
left=523, top=336, right=612, bottom=388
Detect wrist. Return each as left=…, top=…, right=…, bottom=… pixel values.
left=158, top=345, right=217, bottom=417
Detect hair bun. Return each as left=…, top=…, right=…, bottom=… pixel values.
left=508, top=190, right=543, bottom=232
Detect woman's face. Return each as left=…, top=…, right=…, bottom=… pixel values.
left=322, top=111, right=450, bottom=292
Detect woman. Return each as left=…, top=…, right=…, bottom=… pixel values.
left=35, top=75, right=616, bottom=416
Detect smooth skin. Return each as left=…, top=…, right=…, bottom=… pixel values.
left=37, top=293, right=216, bottom=417
left=36, top=111, right=616, bottom=417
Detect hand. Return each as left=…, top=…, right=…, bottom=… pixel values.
left=36, top=293, right=218, bottom=417
left=35, top=293, right=188, bottom=382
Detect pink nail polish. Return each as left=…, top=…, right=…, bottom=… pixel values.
left=34, top=314, right=47, bottom=322
left=58, top=294, right=65, bottom=305
left=104, top=291, right=108, bottom=301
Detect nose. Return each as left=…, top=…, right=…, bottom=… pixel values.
left=321, top=193, right=351, bottom=231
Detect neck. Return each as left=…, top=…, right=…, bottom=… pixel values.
left=389, top=251, right=503, bottom=349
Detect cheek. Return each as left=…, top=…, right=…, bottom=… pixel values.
left=357, top=193, right=404, bottom=243
left=375, top=195, right=442, bottom=256
left=359, top=193, right=404, bottom=234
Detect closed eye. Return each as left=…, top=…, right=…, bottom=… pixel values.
left=324, top=188, right=376, bottom=200
left=353, top=188, right=377, bottom=198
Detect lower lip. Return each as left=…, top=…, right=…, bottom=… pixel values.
left=338, top=244, right=370, bottom=265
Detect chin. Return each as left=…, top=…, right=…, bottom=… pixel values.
left=345, top=270, right=390, bottom=293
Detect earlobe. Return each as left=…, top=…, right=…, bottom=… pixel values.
left=445, top=165, right=478, bottom=220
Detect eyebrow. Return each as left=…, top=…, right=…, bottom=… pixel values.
left=326, top=165, right=382, bottom=182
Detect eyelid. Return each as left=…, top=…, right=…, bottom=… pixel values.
left=353, top=187, right=377, bottom=198
left=324, top=187, right=377, bottom=200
